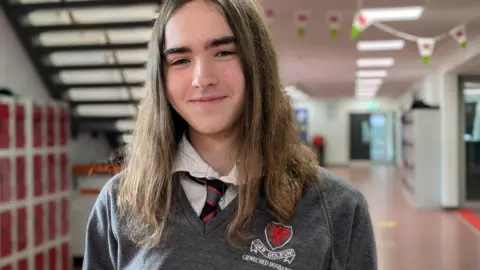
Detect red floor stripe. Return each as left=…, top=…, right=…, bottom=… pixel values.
left=459, top=209, right=480, bottom=232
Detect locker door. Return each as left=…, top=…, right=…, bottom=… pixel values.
left=34, top=155, right=43, bottom=197
left=0, top=158, right=11, bottom=203
left=17, top=207, right=27, bottom=252
left=48, top=154, right=56, bottom=194
left=47, top=106, right=55, bottom=146
left=0, top=210, right=12, bottom=258
left=16, top=156, right=26, bottom=200
left=34, top=204, right=44, bottom=247
left=15, top=105, right=25, bottom=148
left=48, top=200, right=57, bottom=241
left=0, top=104, right=9, bottom=149
left=33, top=105, right=43, bottom=147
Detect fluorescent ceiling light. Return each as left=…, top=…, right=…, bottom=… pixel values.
left=115, top=120, right=136, bottom=131
left=75, top=104, right=137, bottom=116
left=121, top=134, right=133, bottom=143
left=464, top=89, right=480, bottom=95
left=284, top=85, right=309, bottom=100
left=361, top=6, right=424, bottom=22
left=357, top=40, right=405, bottom=51
left=356, top=87, right=379, bottom=92
left=67, top=88, right=141, bottom=101
left=355, top=91, right=377, bottom=98
left=357, top=58, right=394, bottom=68
left=356, top=70, right=387, bottom=78
left=356, top=78, right=383, bottom=86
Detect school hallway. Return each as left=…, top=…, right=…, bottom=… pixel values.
left=329, top=165, right=480, bottom=270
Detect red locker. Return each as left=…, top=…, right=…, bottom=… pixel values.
left=0, top=104, right=9, bottom=149
left=34, top=155, right=43, bottom=197
left=60, top=108, right=68, bottom=146
left=33, top=105, right=43, bottom=147
left=34, top=204, right=44, bottom=247
left=49, top=247, right=57, bottom=270
left=48, top=154, right=55, bottom=194
left=0, top=265, right=12, bottom=270
left=16, top=156, right=26, bottom=200
left=17, top=207, right=27, bottom=252
left=48, top=200, right=57, bottom=241
left=60, top=153, right=68, bottom=191
left=61, top=242, right=69, bottom=270
left=18, top=259, right=28, bottom=270
left=61, top=198, right=69, bottom=236
left=0, top=158, right=11, bottom=203
left=15, top=104, right=25, bottom=148
left=47, top=106, right=55, bottom=146
left=0, top=210, right=12, bottom=258
left=35, top=252, right=45, bottom=270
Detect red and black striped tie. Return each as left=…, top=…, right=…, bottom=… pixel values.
left=188, top=175, right=229, bottom=222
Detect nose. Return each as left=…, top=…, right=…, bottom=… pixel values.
left=192, top=57, right=218, bottom=89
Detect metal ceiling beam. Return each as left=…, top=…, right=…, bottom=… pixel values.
left=57, top=81, right=144, bottom=89
left=9, top=0, right=160, bottom=13
left=25, top=21, right=154, bottom=34
left=46, top=63, right=145, bottom=71
left=37, top=42, right=148, bottom=54
left=71, top=100, right=139, bottom=106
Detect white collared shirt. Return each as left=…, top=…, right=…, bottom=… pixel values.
left=172, top=134, right=239, bottom=216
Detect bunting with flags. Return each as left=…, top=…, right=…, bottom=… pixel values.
left=294, top=11, right=310, bottom=38
left=417, top=38, right=436, bottom=66
left=351, top=12, right=371, bottom=39
left=450, top=25, right=467, bottom=48
left=327, top=12, right=341, bottom=38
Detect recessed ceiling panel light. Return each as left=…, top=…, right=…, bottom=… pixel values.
left=357, top=58, right=394, bottom=68
left=356, top=70, right=387, bottom=78
left=356, top=78, right=384, bottom=85
left=357, top=40, right=405, bottom=51
left=464, top=89, right=480, bottom=95
left=361, top=6, right=424, bottom=22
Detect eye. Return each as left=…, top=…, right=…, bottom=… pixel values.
left=216, top=51, right=235, bottom=57
left=170, top=59, right=190, bottom=66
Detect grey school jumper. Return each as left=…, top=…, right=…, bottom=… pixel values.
left=82, top=168, right=377, bottom=270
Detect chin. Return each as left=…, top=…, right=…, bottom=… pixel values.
left=189, top=120, right=236, bottom=137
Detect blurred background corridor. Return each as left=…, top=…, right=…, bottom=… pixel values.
left=0, top=0, right=480, bottom=269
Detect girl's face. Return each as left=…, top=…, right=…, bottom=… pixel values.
left=164, top=1, right=246, bottom=137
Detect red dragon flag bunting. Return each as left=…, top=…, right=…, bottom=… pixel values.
left=450, top=25, right=467, bottom=48
left=294, top=11, right=310, bottom=38
left=416, top=38, right=436, bottom=66
left=327, top=12, right=341, bottom=38
left=351, top=12, right=371, bottom=39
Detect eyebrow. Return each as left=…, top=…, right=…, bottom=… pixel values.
left=163, top=36, right=236, bottom=57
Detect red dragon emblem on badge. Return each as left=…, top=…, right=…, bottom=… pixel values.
left=265, top=222, right=293, bottom=250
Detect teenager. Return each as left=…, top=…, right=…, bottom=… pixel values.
left=82, top=0, right=377, bottom=269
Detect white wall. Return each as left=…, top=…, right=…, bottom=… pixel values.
left=0, top=9, right=51, bottom=100
left=0, top=9, right=112, bottom=165
left=291, top=97, right=399, bottom=165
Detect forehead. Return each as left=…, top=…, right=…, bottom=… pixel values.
left=164, top=1, right=234, bottom=49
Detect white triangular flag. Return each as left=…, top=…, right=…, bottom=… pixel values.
left=264, top=9, right=274, bottom=24
left=416, top=38, right=436, bottom=66
left=450, top=25, right=467, bottom=48
left=294, top=11, right=310, bottom=38
left=327, top=12, right=341, bottom=38
left=351, top=12, right=371, bottom=39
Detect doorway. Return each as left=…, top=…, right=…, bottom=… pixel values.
left=349, top=112, right=396, bottom=163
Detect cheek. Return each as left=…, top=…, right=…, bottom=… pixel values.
left=165, top=72, right=188, bottom=107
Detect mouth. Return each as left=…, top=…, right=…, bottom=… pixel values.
left=190, top=96, right=227, bottom=104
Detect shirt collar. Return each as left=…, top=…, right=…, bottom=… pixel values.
left=172, top=134, right=238, bottom=185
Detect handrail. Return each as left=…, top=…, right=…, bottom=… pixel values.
left=72, top=164, right=124, bottom=176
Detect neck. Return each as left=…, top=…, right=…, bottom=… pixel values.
left=188, top=128, right=236, bottom=176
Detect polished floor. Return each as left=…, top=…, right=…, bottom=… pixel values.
left=330, top=165, right=480, bottom=270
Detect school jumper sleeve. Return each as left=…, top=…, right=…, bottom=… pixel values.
left=82, top=178, right=118, bottom=270
left=318, top=168, right=377, bottom=270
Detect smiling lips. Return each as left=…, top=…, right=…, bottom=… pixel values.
left=190, top=95, right=227, bottom=104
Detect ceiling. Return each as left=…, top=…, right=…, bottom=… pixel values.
left=2, top=0, right=480, bottom=145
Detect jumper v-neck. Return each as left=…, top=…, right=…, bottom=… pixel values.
left=175, top=178, right=239, bottom=237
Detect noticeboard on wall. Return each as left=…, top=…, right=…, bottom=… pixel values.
left=295, top=108, right=308, bottom=143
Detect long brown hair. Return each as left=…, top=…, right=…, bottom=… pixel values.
left=117, top=0, right=319, bottom=248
